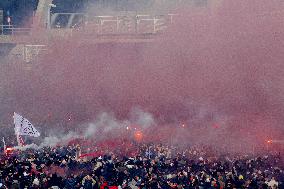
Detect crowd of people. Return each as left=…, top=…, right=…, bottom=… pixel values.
left=0, top=141, right=283, bottom=189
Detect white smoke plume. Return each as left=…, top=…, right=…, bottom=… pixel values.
left=129, top=107, right=155, bottom=129
left=17, top=109, right=156, bottom=148
left=13, top=143, right=39, bottom=151
left=39, top=131, right=80, bottom=147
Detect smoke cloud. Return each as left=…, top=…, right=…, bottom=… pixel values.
left=1, top=0, right=284, bottom=152
left=16, top=109, right=154, bottom=149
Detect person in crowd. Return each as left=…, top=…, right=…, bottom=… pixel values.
left=0, top=141, right=283, bottom=189
left=82, top=174, right=96, bottom=189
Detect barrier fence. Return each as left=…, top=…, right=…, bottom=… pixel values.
left=0, top=25, right=31, bottom=35
left=0, top=14, right=177, bottom=36
left=76, top=14, right=177, bottom=34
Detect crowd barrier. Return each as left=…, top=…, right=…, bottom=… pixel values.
left=0, top=25, right=31, bottom=35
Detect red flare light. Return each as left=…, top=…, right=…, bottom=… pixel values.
left=134, top=131, right=143, bottom=142
left=6, top=147, right=13, bottom=151
left=5, top=147, right=14, bottom=155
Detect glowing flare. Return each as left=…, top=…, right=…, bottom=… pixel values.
left=134, top=131, right=143, bottom=141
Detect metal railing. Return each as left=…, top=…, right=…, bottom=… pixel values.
left=83, top=14, right=178, bottom=35
left=0, top=25, right=31, bottom=35
left=0, top=14, right=177, bottom=38
left=49, top=13, right=178, bottom=35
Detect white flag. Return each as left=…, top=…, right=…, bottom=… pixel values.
left=14, top=112, right=40, bottom=137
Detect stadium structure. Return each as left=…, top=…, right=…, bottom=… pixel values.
left=0, top=0, right=220, bottom=63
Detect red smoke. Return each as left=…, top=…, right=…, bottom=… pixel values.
left=1, top=0, right=284, bottom=151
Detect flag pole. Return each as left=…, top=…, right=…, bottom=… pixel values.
left=2, top=137, right=6, bottom=154
left=15, top=126, right=21, bottom=147
left=16, top=133, right=22, bottom=147
left=13, top=112, right=21, bottom=147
